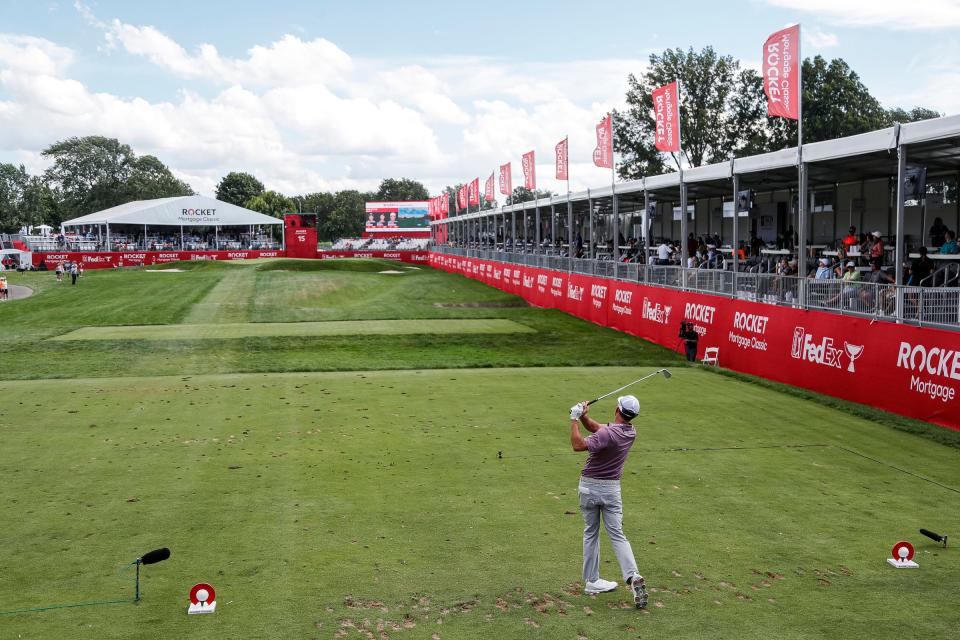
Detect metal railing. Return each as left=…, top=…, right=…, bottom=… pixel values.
left=433, top=246, right=960, bottom=330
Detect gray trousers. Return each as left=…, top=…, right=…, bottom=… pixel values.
left=578, top=476, right=639, bottom=583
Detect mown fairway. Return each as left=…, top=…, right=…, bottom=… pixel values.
left=0, top=260, right=958, bottom=639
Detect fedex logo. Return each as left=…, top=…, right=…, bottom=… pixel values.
left=642, top=298, right=672, bottom=324
left=791, top=327, right=841, bottom=367
left=523, top=275, right=534, bottom=288
left=567, top=284, right=584, bottom=301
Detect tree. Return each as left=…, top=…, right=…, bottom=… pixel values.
left=616, top=46, right=742, bottom=179
left=216, top=172, right=264, bottom=207
left=375, top=178, right=429, bottom=201
left=320, top=190, right=367, bottom=240
left=244, top=190, right=294, bottom=218
left=506, top=186, right=553, bottom=205
left=42, top=136, right=135, bottom=217
left=0, top=163, right=29, bottom=232
left=124, top=155, right=193, bottom=201
left=886, top=106, right=942, bottom=124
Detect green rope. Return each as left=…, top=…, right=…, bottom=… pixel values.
left=0, top=598, right=134, bottom=616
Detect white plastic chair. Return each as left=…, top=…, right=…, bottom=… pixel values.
left=702, top=347, right=719, bottom=367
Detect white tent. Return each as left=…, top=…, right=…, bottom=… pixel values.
left=61, top=195, right=283, bottom=228
left=60, top=195, right=284, bottom=251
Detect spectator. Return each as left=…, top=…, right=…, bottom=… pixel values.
left=909, top=247, right=935, bottom=286
left=837, top=261, right=861, bottom=306
left=0, top=274, right=7, bottom=300
left=686, top=233, right=697, bottom=262
left=750, top=232, right=763, bottom=257
left=841, top=226, right=858, bottom=249
left=930, top=217, right=948, bottom=248
left=940, top=230, right=958, bottom=254
left=656, top=241, right=674, bottom=265
left=869, top=231, right=885, bottom=268
left=70, top=261, right=79, bottom=285
left=55, top=261, right=63, bottom=283
left=814, top=258, right=834, bottom=279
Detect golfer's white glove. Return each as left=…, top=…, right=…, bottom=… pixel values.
left=569, top=403, right=584, bottom=420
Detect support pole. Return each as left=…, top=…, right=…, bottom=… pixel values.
left=567, top=195, right=573, bottom=264
left=798, top=162, right=808, bottom=304
left=732, top=168, right=740, bottom=289
left=587, top=188, right=594, bottom=259
left=535, top=199, right=541, bottom=253
left=680, top=180, right=688, bottom=267
left=895, top=138, right=907, bottom=322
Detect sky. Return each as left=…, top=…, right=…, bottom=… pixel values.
left=0, top=0, right=958, bottom=198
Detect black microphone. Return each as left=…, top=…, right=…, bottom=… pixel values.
left=138, top=548, right=171, bottom=565
left=920, top=529, right=948, bottom=547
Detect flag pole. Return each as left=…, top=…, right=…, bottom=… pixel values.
left=676, top=80, right=687, bottom=271
left=796, top=24, right=807, bottom=302
left=610, top=112, right=618, bottom=264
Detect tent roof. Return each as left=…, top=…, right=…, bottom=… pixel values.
left=61, top=196, right=284, bottom=227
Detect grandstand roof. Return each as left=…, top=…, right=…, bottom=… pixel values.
left=61, top=196, right=284, bottom=228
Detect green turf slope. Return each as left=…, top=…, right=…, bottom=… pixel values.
left=0, top=367, right=957, bottom=639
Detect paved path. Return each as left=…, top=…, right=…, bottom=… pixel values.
left=4, top=284, right=33, bottom=301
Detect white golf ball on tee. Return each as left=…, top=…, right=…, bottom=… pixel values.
left=196, top=588, right=209, bottom=603
left=898, top=547, right=909, bottom=559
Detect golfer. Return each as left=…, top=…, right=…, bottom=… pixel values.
left=569, top=396, right=648, bottom=608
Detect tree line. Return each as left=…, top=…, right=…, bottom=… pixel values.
left=0, top=49, right=944, bottom=236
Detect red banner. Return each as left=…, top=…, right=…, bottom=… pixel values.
left=484, top=173, right=495, bottom=202
left=593, top=115, right=613, bottom=169
left=763, top=24, right=801, bottom=120
left=652, top=82, right=681, bottom=153
left=320, top=251, right=429, bottom=263
left=522, top=150, right=536, bottom=190
left=429, top=256, right=960, bottom=431
left=468, top=178, right=480, bottom=206
left=440, top=192, right=449, bottom=218
left=555, top=137, right=568, bottom=181
left=499, top=162, right=512, bottom=197
left=33, top=249, right=284, bottom=270
left=457, top=185, right=468, bottom=210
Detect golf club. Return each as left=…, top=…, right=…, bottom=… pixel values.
left=587, top=368, right=672, bottom=405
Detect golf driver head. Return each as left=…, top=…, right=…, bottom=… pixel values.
left=660, top=369, right=672, bottom=379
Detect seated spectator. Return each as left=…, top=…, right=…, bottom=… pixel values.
left=909, top=247, right=935, bottom=286
left=813, top=258, right=834, bottom=279
left=836, top=261, right=861, bottom=306
left=869, top=231, right=884, bottom=268
left=940, top=230, right=958, bottom=254
left=930, top=217, right=948, bottom=248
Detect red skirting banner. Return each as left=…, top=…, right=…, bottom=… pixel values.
left=319, top=251, right=430, bottom=263
left=429, top=256, right=960, bottom=431
left=33, top=250, right=285, bottom=269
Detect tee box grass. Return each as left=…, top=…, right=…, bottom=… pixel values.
left=0, top=259, right=957, bottom=639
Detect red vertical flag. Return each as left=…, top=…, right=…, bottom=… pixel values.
left=652, top=82, right=681, bottom=152
left=499, top=162, right=512, bottom=196
left=555, top=137, right=568, bottom=181
left=428, top=197, right=435, bottom=219
left=484, top=172, right=495, bottom=202
left=593, top=115, right=613, bottom=168
left=457, top=184, right=468, bottom=210
left=521, top=150, right=536, bottom=190
left=440, top=192, right=449, bottom=218
left=468, top=178, right=480, bottom=206
left=763, top=25, right=800, bottom=120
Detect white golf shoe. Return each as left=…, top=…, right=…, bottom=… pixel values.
left=583, top=578, right=618, bottom=594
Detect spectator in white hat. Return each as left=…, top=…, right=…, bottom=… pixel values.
left=869, top=231, right=885, bottom=269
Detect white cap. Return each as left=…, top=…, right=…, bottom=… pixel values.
left=872, top=230, right=882, bottom=237
left=846, top=261, right=855, bottom=267
left=819, top=258, right=828, bottom=265
left=617, top=395, right=640, bottom=421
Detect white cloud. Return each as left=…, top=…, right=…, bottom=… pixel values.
left=0, top=6, right=647, bottom=196
left=765, top=0, right=960, bottom=30
left=803, top=28, right=839, bottom=48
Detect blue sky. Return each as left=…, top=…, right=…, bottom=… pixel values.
left=0, top=0, right=957, bottom=196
